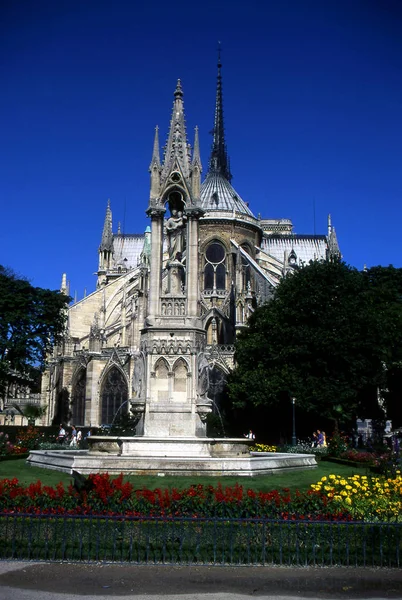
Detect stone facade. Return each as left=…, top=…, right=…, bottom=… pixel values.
left=41, top=63, right=340, bottom=431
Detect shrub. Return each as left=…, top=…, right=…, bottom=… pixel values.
left=0, top=432, right=14, bottom=456
left=282, top=441, right=328, bottom=457
left=327, top=431, right=348, bottom=457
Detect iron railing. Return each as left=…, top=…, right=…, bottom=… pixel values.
left=0, top=514, right=400, bottom=566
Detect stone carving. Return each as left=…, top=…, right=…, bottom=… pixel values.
left=132, top=351, right=145, bottom=399
left=166, top=209, right=187, bottom=262
left=197, top=352, right=211, bottom=400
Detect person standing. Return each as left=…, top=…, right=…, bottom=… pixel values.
left=76, top=429, right=82, bottom=446
left=56, top=424, right=66, bottom=444
left=317, top=430, right=324, bottom=446
left=70, top=425, right=77, bottom=447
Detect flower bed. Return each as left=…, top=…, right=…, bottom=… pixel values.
left=250, top=443, right=277, bottom=452
left=0, top=474, right=350, bottom=520
left=0, top=471, right=400, bottom=522
left=311, top=472, right=402, bottom=521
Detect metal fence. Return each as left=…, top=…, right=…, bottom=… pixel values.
left=0, top=514, right=401, bottom=566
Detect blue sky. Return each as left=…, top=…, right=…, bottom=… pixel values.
left=1, top=0, right=402, bottom=300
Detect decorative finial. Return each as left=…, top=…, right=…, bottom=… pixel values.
left=217, top=41, right=222, bottom=68
left=174, top=79, right=183, bottom=98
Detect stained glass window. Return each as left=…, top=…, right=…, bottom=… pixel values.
left=101, top=367, right=128, bottom=425
left=71, top=369, right=86, bottom=425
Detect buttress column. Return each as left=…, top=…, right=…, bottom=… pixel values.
left=146, top=207, right=165, bottom=319
left=185, top=208, right=203, bottom=317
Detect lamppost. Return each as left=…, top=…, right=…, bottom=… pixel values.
left=291, top=397, right=297, bottom=446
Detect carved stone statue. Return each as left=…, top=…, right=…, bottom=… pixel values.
left=197, top=352, right=211, bottom=400
left=132, top=351, right=145, bottom=399
left=166, top=209, right=186, bottom=262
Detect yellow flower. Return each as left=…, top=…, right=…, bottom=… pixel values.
left=345, top=497, right=352, bottom=505
left=345, top=485, right=352, bottom=490
left=321, top=476, right=327, bottom=482
left=340, top=479, right=347, bottom=486
left=329, top=474, right=336, bottom=480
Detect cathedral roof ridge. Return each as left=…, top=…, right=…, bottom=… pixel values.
left=266, top=233, right=327, bottom=240
left=114, top=232, right=146, bottom=239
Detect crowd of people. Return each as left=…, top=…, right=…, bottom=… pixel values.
left=56, top=424, right=90, bottom=446
left=311, top=429, right=327, bottom=447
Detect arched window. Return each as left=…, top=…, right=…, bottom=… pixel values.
left=100, top=367, right=128, bottom=425
left=241, top=256, right=251, bottom=290
left=204, top=242, right=227, bottom=291
left=71, top=369, right=86, bottom=425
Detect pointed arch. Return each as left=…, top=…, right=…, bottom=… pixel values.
left=71, top=368, right=86, bottom=425
left=205, top=312, right=232, bottom=345
left=155, top=357, right=169, bottom=378
left=203, top=240, right=228, bottom=292
left=172, top=358, right=188, bottom=394
left=154, top=357, right=170, bottom=402
left=170, top=357, right=188, bottom=402
left=100, top=366, right=128, bottom=425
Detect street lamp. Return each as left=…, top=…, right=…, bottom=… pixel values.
left=291, top=397, right=297, bottom=446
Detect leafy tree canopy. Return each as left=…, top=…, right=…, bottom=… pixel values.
left=227, top=260, right=402, bottom=425
left=0, top=265, right=70, bottom=397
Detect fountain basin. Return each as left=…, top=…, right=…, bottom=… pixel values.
left=88, top=436, right=253, bottom=457
left=27, top=436, right=317, bottom=476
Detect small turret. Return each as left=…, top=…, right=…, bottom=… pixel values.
left=140, top=225, right=152, bottom=266
left=160, top=80, right=192, bottom=183
left=149, top=126, right=161, bottom=201
left=327, top=214, right=341, bottom=260
left=191, top=126, right=202, bottom=198
left=98, top=199, right=114, bottom=286
left=60, top=273, right=68, bottom=295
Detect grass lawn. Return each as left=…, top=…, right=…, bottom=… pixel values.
left=0, top=458, right=371, bottom=492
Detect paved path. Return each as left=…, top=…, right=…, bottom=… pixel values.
left=0, top=562, right=402, bottom=599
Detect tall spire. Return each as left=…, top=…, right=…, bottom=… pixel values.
left=208, top=46, right=232, bottom=182
left=149, top=125, right=161, bottom=170
left=100, top=199, right=113, bottom=251
left=161, top=79, right=191, bottom=180
left=192, top=126, right=202, bottom=170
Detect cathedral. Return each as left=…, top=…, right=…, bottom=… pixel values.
left=42, top=59, right=340, bottom=431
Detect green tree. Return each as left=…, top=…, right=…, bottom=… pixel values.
left=0, top=265, right=70, bottom=399
left=228, top=260, right=402, bottom=427
left=363, top=265, right=402, bottom=427
left=13, top=403, right=48, bottom=425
